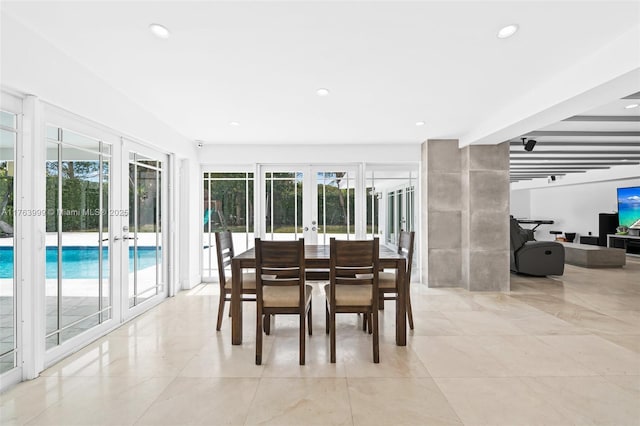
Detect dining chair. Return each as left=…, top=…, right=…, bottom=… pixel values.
left=378, top=230, right=415, bottom=330
left=325, top=237, right=380, bottom=363
left=255, top=238, right=312, bottom=365
left=215, top=230, right=256, bottom=331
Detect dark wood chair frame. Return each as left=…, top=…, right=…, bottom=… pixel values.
left=255, top=238, right=312, bottom=365
left=215, top=230, right=255, bottom=331
left=326, top=237, right=380, bottom=363
left=379, top=230, right=415, bottom=330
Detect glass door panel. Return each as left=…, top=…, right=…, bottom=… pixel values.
left=45, top=127, right=111, bottom=350
left=127, top=151, right=166, bottom=309
left=315, top=170, right=356, bottom=245
left=264, top=171, right=304, bottom=241
left=0, top=111, right=16, bottom=374
left=261, top=165, right=359, bottom=245
left=202, top=172, right=254, bottom=280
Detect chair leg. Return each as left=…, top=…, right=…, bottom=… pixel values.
left=372, top=309, right=379, bottom=364
left=308, top=302, right=313, bottom=336
left=362, top=312, right=367, bottom=332
left=330, top=310, right=336, bottom=363
left=407, top=291, right=414, bottom=330
left=325, top=301, right=330, bottom=335
left=256, top=310, right=263, bottom=365
left=264, top=314, right=271, bottom=335
left=216, top=294, right=226, bottom=331
left=378, top=292, right=385, bottom=310
left=299, top=313, right=306, bottom=365
left=368, top=313, right=373, bottom=335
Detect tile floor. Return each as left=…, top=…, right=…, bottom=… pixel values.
left=1, top=259, right=639, bottom=425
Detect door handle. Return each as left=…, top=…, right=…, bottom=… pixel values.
left=312, top=227, right=317, bottom=231
left=304, top=227, right=309, bottom=231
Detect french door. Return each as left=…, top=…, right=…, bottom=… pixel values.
left=119, top=142, right=168, bottom=319
left=259, top=165, right=360, bottom=244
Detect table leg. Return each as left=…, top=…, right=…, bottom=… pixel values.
left=395, top=259, right=407, bottom=346
left=231, top=260, right=243, bottom=345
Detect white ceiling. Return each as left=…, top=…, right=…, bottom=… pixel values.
left=2, top=1, right=639, bottom=145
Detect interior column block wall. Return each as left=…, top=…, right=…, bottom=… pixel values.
left=422, top=140, right=463, bottom=287
left=462, top=143, right=510, bottom=291
left=422, top=140, right=510, bottom=290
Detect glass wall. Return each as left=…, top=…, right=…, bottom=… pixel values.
left=0, top=110, right=17, bottom=374
left=202, top=172, right=254, bottom=279
left=365, top=168, right=417, bottom=244
left=45, top=126, right=111, bottom=349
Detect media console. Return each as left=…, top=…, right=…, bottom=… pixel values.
left=607, top=234, right=640, bottom=256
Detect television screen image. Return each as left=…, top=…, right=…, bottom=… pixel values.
left=617, top=186, right=640, bottom=229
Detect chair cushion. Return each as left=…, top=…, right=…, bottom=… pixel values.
left=224, top=272, right=256, bottom=290
left=263, top=284, right=312, bottom=308
left=324, top=284, right=372, bottom=306
left=378, top=271, right=397, bottom=289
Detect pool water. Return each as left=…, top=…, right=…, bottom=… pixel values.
left=0, top=246, right=161, bottom=279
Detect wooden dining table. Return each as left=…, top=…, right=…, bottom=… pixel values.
left=231, top=244, right=407, bottom=346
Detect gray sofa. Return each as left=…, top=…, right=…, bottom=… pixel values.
left=510, top=216, right=565, bottom=276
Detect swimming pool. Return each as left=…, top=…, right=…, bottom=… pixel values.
left=0, top=246, right=161, bottom=279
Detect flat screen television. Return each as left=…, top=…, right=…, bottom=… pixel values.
left=617, top=186, right=640, bottom=230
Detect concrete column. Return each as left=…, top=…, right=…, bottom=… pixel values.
left=422, top=140, right=510, bottom=291
left=461, top=143, right=511, bottom=291
left=421, top=140, right=463, bottom=288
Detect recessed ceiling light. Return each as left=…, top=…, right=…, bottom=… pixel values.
left=625, top=103, right=639, bottom=109
left=149, top=23, right=170, bottom=39
left=229, top=121, right=240, bottom=127
left=415, top=121, right=425, bottom=127
left=316, top=88, right=330, bottom=97
left=497, top=24, right=519, bottom=39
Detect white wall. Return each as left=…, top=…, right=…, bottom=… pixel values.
left=509, top=189, right=530, bottom=220
left=511, top=177, right=640, bottom=241
left=200, top=143, right=420, bottom=165
left=1, top=14, right=202, bottom=289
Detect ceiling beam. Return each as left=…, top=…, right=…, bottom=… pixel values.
left=509, top=141, right=640, bottom=146
left=525, top=131, right=640, bottom=137
left=508, top=156, right=639, bottom=161
left=510, top=150, right=640, bottom=155
left=510, top=166, right=609, bottom=170
left=510, top=170, right=585, bottom=174
left=562, top=115, right=640, bottom=122
left=510, top=161, right=639, bottom=166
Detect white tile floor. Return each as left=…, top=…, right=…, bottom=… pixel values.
left=1, top=259, right=639, bottom=425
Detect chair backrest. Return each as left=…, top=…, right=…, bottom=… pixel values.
left=329, top=238, right=379, bottom=304
left=509, top=216, right=534, bottom=252
left=255, top=238, right=306, bottom=305
left=397, top=230, right=415, bottom=282
left=215, top=230, right=234, bottom=290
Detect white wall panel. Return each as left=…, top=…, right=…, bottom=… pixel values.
left=512, top=178, right=640, bottom=241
